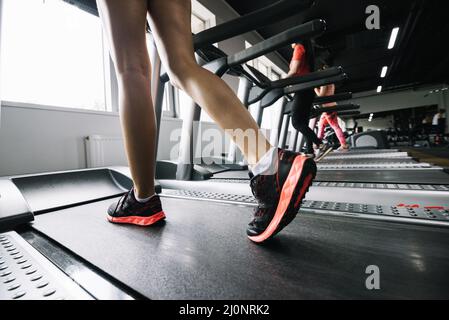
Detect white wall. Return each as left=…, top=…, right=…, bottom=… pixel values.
left=0, top=103, right=122, bottom=176
left=0, top=0, right=3, bottom=125
left=355, top=115, right=394, bottom=132
left=0, top=0, right=293, bottom=177
left=0, top=102, right=234, bottom=177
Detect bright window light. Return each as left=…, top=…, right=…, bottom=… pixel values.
left=377, top=86, right=383, bottom=93
left=244, top=41, right=286, bottom=130
left=380, top=66, right=388, bottom=78
left=1, top=0, right=107, bottom=111
left=177, top=0, right=216, bottom=122
left=388, top=27, right=400, bottom=50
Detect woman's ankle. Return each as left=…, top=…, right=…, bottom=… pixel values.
left=249, top=147, right=278, bottom=176
left=134, top=187, right=155, bottom=201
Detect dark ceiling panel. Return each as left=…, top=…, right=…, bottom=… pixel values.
left=62, top=0, right=449, bottom=94
left=225, top=0, right=449, bottom=94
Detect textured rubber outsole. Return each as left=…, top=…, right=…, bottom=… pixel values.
left=248, top=156, right=316, bottom=243
left=277, top=172, right=316, bottom=235
left=315, top=147, right=334, bottom=163
left=107, top=211, right=166, bottom=226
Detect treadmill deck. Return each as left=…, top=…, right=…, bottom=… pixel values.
left=30, top=196, right=449, bottom=299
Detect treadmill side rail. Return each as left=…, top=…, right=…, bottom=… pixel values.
left=0, top=231, right=93, bottom=300
left=0, top=180, right=33, bottom=232
left=9, top=168, right=132, bottom=215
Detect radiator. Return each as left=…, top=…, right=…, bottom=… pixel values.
left=85, top=135, right=127, bottom=168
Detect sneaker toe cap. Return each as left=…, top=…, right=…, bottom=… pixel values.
left=107, top=202, right=119, bottom=216
left=246, top=224, right=263, bottom=237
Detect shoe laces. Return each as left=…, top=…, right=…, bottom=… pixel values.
left=115, top=189, right=133, bottom=213
left=253, top=206, right=269, bottom=218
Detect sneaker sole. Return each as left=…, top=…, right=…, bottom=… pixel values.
left=107, top=211, right=166, bottom=226
left=315, top=147, right=334, bottom=163
left=248, top=156, right=316, bottom=243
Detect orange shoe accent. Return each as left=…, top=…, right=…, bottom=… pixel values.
left=294, top=174, right=314, bottom=208
left=107, top=211, right=166, bottom=226
left=248, top=156, right=314, bottom=243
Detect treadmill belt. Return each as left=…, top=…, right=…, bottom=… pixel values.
left=31, top=197, right=449, bottom=299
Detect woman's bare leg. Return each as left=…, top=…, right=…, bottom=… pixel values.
left=147, top=0, right=272, bottom=166
left=97, top=0, right=156, bottom=198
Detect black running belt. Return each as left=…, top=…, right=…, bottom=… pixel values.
left=31, top=197, right=449, bottom=299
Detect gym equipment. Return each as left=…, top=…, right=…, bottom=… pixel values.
left=348, top=130, right=391, bottom=149
left=2, top=0, right=449, bottom=301
left=185, top=47, right=345, bottom=171
left=157, top=19, right=328, bottom=181
left=2, top=166, right=449, bottom=300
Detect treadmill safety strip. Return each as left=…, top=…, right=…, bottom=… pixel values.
left=313, top=182, right=449, bottom=191
left=302, top=201, right=449, bottom=223
left=0, top=232, right=92, bottom=300
left=162, top=189, right=256, bottom=205
left=161, top=190, right=449, bottom=226
left=209, top=179, right=449, bottom=191
left=324, top=153, right=409, bottom=160
left=317, top=163, right=432, bottom=170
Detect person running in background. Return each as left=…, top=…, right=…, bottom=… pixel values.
left=433, top=109, right=446, bottom=132
left=286, top=42, right=331, bottom=158
left=433, top=109, right=446, bottom=145
left=315, top=66, right=349, bottom=152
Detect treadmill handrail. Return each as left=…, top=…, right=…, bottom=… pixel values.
left=193, top=0, right=315, bottom=49
left=160, top=0, right=315, bottom=82
left=242, top=64, right=272, bottom=89
left=284, top=103, right=360, bottom=116
left=284, top=73, right=348, bottom=95
left=248, top=66, right=342, bottom=105
left=228, top=20, right=326, bottom=67
left=314, top=92, right=352, bottom=105
left=313, top=104, right=360, bottom=114
left=270, top=66, right=342, bottom=89
left=200, top=20, right=327, bottom=82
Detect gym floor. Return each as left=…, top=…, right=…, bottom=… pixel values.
left=403, top=147, right=449, bottom=169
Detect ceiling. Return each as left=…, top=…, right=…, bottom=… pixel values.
left=224, top=0, right=449, bottom=94
left=64, top=0, right=449, bottom=94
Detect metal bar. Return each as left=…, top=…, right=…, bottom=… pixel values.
left=193, top=0, right=315, bottom=49
left=228, top=20, right=326, bottom=67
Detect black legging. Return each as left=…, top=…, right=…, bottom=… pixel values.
left=291, top=89, right=322, bottom=154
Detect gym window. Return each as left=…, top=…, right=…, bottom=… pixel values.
left=245, top=41, right=286, bottom=130
left=245, top=41, right=285, bottom=81
left=177, top=0, right=216, bottom=122
left=0, top=0, right=111, bottom=112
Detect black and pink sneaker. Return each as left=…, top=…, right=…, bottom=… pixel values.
left=107, top=189, right=166, bottom=226
left=247, top=149, right=317, bottom=243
